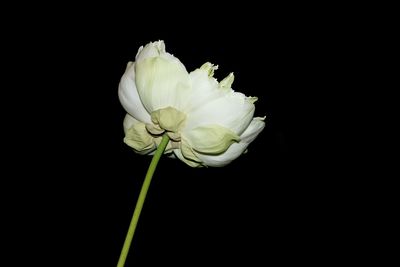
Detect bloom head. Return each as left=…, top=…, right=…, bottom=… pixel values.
left=119, top=40, right=265, bottom=167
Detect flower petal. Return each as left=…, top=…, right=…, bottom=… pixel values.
left=182, top=65, right=220, bottom=113
left=123, top=114, right=156, bottom=154
left=150, top=107, right=186, bottom=133
left=118, top=62, right=151, bottom=123
left=135, top=56, right=191, bottom=112
left=135, top=40, right=165, bottom=62
left=195, top=143, right=248, bottom=167
left=240, top=116, right=266, bottom=143
left=194, top=117, right=265, bottom=167
left=182, top=64, right=255, bottom=135
left=219, top=72, right=235, bottom=90
left=183, top=90, right=255, bottom=135
left=180, top=139, right=202, bottom=163
left=173, top=149, right=202, bottom=168
left=182, top=124, right=240, bottom=155
left=123, top=113, right=138, bottom=134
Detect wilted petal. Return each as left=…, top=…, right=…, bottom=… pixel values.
left=135, top=56, right=191, bottom=112
left=118, top=62, right=151, bottom=123
left=194, top=117, right=265, bottom=166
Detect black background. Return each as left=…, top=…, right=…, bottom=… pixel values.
left=3, top=4, right=351, bottom=266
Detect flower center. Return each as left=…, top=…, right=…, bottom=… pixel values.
left=146, top=106, right=186, bottom=141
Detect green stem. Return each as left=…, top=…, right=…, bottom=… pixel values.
left=117, top=134, right=170, bottom=267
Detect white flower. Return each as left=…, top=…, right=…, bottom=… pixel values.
left=119, top=40, right=265, bottom=167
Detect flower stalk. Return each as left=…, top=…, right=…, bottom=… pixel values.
left=117, top=134, right=170, bottom=267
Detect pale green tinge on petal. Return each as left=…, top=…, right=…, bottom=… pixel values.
left=194, top=117, right=265, bottom=167
left=184, top=124, right=240, bottom=155
left=151, top=107, right=186, bottom=133
left=183, top=91, right=255, bottom=136
left=195, top=143, right=248, bottom=167
left=219, top=72, right=234, bottom=90
left=200, top=62, right=218, bottom=77
left=135, top=56, right=191, bottom=112
left=135, top=40, right=165, bottom=62
left=123, top=113, right=138, bottom=134
left=248, top=96, right=258, bottom=104
left=124, top=119, right=156, bottom=155
left=145, top=123, right=164, bottom=135
left=173, top=149, right=203, bottom=168
left=181, top=138, right=202, bottom=163
left=166, top=132, right=181, bottom=141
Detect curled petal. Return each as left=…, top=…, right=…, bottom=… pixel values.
left=183, top=91, right=255, bottom=135
left=240, top=117, right=266, bottom=143
left=118, top=62, right=151, bottom=123
left=120, top=41, right=266, bottom=168
left=173, top=149, right=202, bottom=168
left=194, top=117, right=265, bottom=167
left=145, top=123, right=164, bottom=135
left=183, top=65, right=255, bottom=135
left=183, top=124, right=240, bottom=155
left=181, top=139, right=202, bottom=163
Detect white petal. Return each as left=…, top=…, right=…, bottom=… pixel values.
left=182, top=64, right=255, bottom=135
left=135, top=56, right=191, bottom=112
left=135, top=40, right=165, bottom=62
left=173, top=148, right=202, bottom=168
left=183, top=91, right=255, bottom=135
left=182, top=67, right=220, bottom=112
left=240, top=117, right=266, bottom=143
left=195, top=143, right=248, bottom=167
left=118, top=62, right=151, bottom=123
left=194, top=117, right=265, bottom=167
left=135, top=40, right=183, bottom=67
